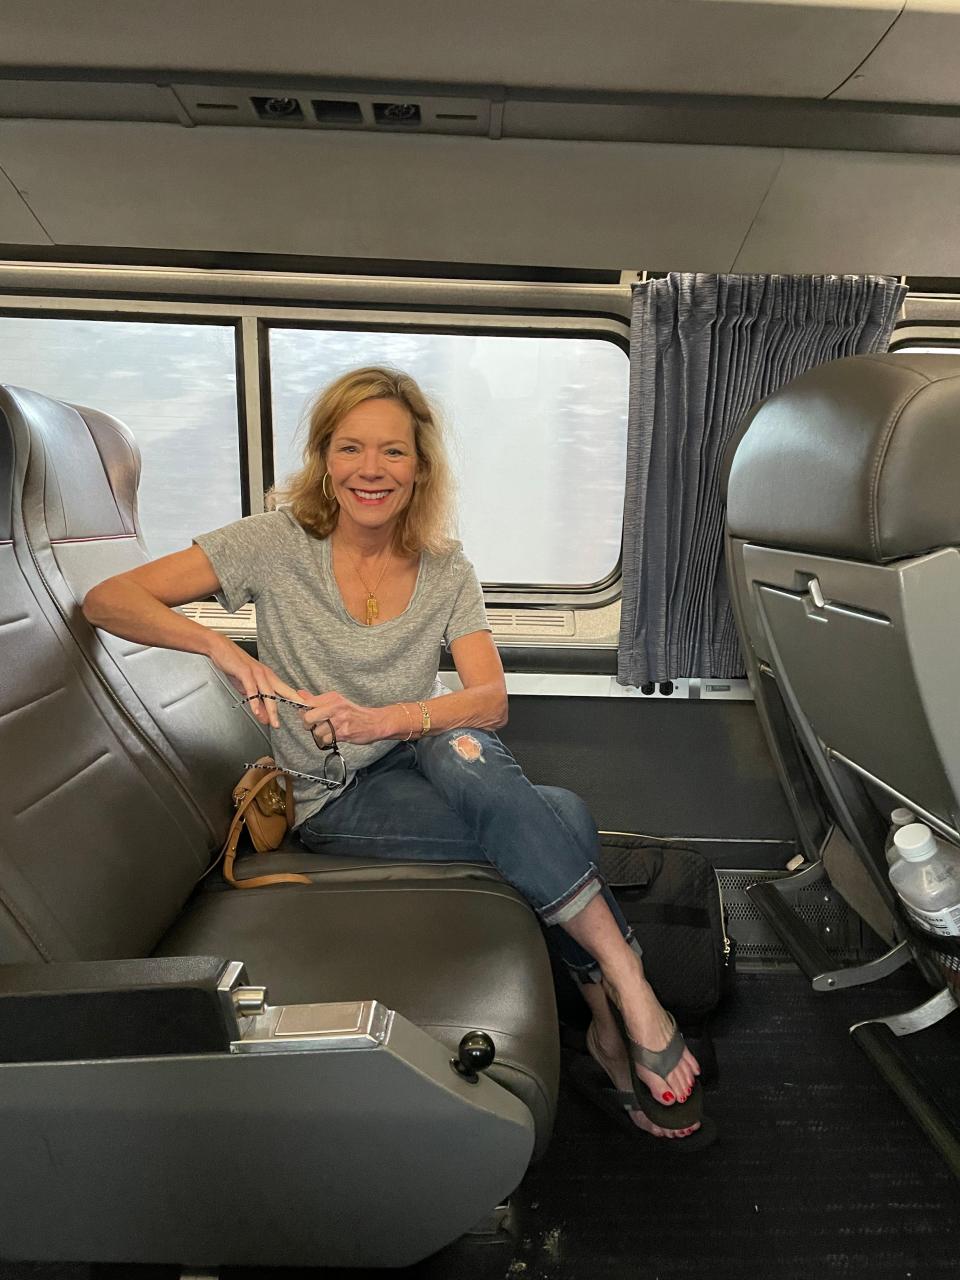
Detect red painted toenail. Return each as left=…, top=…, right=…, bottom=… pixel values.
left=662, top=1091, right=675, bottom=1102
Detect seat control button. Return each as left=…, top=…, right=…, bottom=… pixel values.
left=451, top=1031, right=496, bottom=1084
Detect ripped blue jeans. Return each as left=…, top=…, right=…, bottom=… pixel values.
left=297, top=728, right=641, bottom=982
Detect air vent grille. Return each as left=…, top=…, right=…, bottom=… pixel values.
left=179, top=601, right=256, bottom=639
left=486, top=609, right=575, bottom=637
left=180, top=601, right=575, bottom=641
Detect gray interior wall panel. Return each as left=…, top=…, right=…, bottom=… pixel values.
left=0, top=1, right=901, bottom=100
left=499, top=696, right=797, bottom=866
left=831, top=2, right=960, bottom=106
left=0, top=121, right=781, bottom=271
left=3, top=118, right=960, bottom=272
left=732, top=148, right=960, bottom=275
left=0, top=166, right=49, bottom=245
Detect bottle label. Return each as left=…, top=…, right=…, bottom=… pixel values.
left=903, top=901, right=960, bottom=937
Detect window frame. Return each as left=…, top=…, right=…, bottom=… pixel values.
left=260, top=313, right=630, bottom=606
left=0, top=273, right=633, bottom=611
left=0, top=304, right=253, bottom=524
left=892, top=289, right=960, bottom=353
left=888, top=328, right=960, bottom=354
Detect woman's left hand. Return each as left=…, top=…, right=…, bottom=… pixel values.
left=296, top=689, right=388, bottom=746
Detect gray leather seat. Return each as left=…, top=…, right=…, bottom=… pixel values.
left=0, top=384, right=559, bottom=1268
left=724, top=353, right=960, bottom=923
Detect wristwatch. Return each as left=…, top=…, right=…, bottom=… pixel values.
left=417, top=700, right=431, bottom=737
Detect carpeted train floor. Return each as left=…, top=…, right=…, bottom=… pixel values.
left=498, top=968, right=960, bottom=1280
left=3, top=968, right=959, bottom=1280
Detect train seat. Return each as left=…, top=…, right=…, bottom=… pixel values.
left=725, top=353, right=960, bottom=906
left=0, top=384, right=559, bottom=1268
left=3, top=387, right=505, bottom=879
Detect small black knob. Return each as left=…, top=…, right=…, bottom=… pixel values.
left=658, top=681, right=674, bottom=696
left=640, top=682, right=655, bottom=696
left=452, top=1031, right=496, bottom=1082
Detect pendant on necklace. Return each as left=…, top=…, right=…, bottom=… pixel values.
left=365, top=593, right=379, bottom=626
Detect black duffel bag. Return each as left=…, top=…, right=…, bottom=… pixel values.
left=598, top=834, right=734, bottom=1024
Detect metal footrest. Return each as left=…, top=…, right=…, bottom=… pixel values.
left=753, top=862, right=960, bottom=1178
left=747, top=862, right=911, bottom=991
left=851, top=988, right=960, bottom=1180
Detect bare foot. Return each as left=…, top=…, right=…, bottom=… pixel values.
left=585, top=1019, right=700, bottom=1139
left=603, top=961, right=701, bottom=1109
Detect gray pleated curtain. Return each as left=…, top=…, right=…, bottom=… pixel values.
left=617, top=273, right=907, bottom=687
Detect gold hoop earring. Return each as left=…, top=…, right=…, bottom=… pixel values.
left=322, top=472, right=336, bottom=502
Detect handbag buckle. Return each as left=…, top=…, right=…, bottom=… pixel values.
left=261, top=788, right=287, bottom=815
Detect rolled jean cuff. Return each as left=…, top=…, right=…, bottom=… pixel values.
left=540, top=865, right=603, bottom=926
left=567, top=929, right=644, bottom=985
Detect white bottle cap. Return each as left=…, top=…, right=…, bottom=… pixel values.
left=891, top=807, right=916, bottom=828
left=893, top=823, right=938, bottom=861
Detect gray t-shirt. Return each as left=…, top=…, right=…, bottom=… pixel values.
left=194, top=509, right=489, bottom=825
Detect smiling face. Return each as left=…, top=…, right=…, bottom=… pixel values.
left=325, top=397, right=419, bottom=540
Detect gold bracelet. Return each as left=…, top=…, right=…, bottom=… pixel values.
left=398, top=702, right=415, bottom=743
left=416, top=700, right=431, bottom=738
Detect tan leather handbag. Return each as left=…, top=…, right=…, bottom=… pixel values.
left=220, top=756, right=311, bottom=889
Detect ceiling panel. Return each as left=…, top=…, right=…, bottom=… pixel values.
left=733, top=148, right=960, bottom=274
left=0, top=165, right=50, bottom=244
left=0, top=120, right=781, bottom=271
left=831, top=2, right=960, bottom=106
left=0, top=0, right=901, bottom=100
left=0, top=81, right=183, bottom=122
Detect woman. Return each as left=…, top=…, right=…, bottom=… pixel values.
left=82, top=365, right=706, bottom=1145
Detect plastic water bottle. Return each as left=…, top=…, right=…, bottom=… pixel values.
left=889, top=824, right=960, bottom=938
left=885, top=806, right=917, bottom=867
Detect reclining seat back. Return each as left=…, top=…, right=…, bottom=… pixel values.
left=0, top=386, right=220, bottom=961
left=1, top=385, right=270, bottom=855
left=726, top=353, right=960, bottom=853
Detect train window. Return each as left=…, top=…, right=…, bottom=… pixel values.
left=0, top=316, right=242, bottom=558
left=268, top=327, right=629, bottom=587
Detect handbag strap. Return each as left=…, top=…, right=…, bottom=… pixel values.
left=280, top=766, right=295, bottom=826
left=221, top=769, right=311, bottom=890
left=615, top=900, right=712, bottom=930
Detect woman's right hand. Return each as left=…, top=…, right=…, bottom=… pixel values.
left=207, top=634, right=302, bottom=729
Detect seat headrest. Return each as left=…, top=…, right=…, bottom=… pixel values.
left=0, top=385, right=141, bottom=542
left=726, top=353, right=960, bottom=563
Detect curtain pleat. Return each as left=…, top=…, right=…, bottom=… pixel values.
left=617, top=274, right=907, bottom=686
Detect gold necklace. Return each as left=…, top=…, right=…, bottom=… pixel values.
left=341, top=545, right=391, bottom=625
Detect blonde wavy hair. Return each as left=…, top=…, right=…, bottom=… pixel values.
left=270, top=366, right=456, bottom=556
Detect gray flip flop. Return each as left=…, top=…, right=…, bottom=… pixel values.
left=609, top=1005, right=705, bottom=1132
left=568, top=1055, right=717, bottom=1151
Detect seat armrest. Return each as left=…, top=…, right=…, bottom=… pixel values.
left=0, top=955, right=244, bottom=1062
